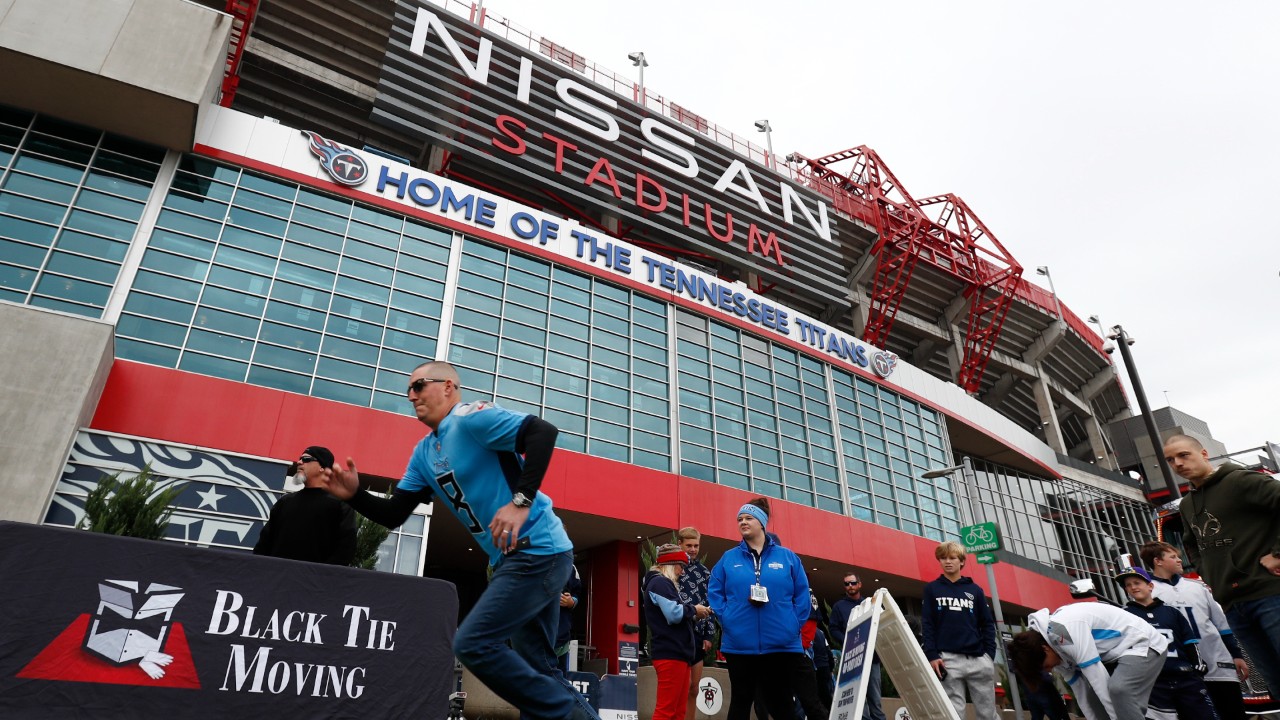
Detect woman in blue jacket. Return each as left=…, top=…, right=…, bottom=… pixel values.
left=709, top=497, right=821, bottom=720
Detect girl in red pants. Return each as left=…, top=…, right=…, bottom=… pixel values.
left=644, top=543, right=712, bottom=720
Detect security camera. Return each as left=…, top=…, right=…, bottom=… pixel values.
left=1103, top=343, right=1115, bottom=354
left=754, top=119, right=771, bottom=133
left=627, top=51, right=647, bottom=67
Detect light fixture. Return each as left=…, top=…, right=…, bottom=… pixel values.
left=627, top=52, right=648, bottom=105
left=754, top=120, right=774, bottom=169
left=921, top=465, right=962, bottom=479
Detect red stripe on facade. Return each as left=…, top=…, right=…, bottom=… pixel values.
left=91, top=361, right=1071, bottom=610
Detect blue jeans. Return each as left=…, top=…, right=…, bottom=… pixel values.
left=454, top=550, right=598, bottom=720
left=1225, top=594, right=1280, bottom=695
left=862, top=662, right=885, bottom=720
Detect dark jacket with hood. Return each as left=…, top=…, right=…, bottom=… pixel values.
left=921, top=574, right=996, bottom=660
left=1178, top=462, right=1280, bottom=609
left=643, top=568, right=698, bottom=663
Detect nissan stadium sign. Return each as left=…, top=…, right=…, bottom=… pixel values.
left=194, top=104, right=897, bottom=380
left=371, top=0, right=853, bottom=313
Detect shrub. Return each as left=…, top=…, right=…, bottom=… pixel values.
left=79, top=464, right=184, bottom=540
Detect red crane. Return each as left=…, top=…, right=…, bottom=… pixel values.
left=789, top=147, right=1023, bottom=393
left=219, top=0, right=261, bottom=108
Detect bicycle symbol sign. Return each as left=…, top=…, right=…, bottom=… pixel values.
left=960, top=522, right=1001, bottom=552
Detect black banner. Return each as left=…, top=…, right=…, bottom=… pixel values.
left=0, top=522, right=457, bottom=718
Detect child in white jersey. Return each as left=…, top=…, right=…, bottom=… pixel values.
left=1009, top=602, right=1168, bottom=720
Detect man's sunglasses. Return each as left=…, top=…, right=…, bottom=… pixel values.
left=407, top=378, right=449, bottom=396
left=844, top=581, right=861, bottom=586
left=298, top=455, right=316, bottom=464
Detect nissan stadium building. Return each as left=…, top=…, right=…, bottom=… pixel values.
left=0, top=0, right=1159, bottom=676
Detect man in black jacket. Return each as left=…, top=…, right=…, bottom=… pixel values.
left=254, top=445, right=355, bottom=565
left=1166, top=434, right=1280, bottom=693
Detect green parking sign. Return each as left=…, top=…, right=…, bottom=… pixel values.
left=960, top=522, right=1001, bottom=553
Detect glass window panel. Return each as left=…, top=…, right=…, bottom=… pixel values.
left=149, top=229, right=214, bottom=261
left=321, top=334, right=380, bottom=365
left=192, top=306, right=260, bottom=335
left=1, top=193, right=67, bottom=224
left=259, top=322, right=320, bottom=351
left=253, top=342, right=317, bottom=372
left=187, top=328, right=253, bottom=360
left=3, top=171, right=77, bottom=203
left=312, top=379, right=371, bottom=406
left=345, top=238, right=397, bottom=268
left=115, top=337, right=180, bottom=366
left=325, top=313, right=384, bottom=345
left=248, top=365, right=312, bottom=394
left=449, top=345, right=496, bottom=373
left=207, top=266, right=270, bottom=297
left=317, top=357, right=375, bottom=386
left=214, top=244, right=277, bottom=276
left=156, top=209, right=223, bottom=240
left=82, top=171, right=151, bottom=202
left=297, top=188, right=351, bottom=216
left=34, top=274, right=110, bottom=305
left=130, top=270, right=198, bottom=302
left=0, top=214, right=58, bottom=245
left=0, top=238, right=48, bottom=268
left=76, top=189, right=143, bottom=220
left=12, top=152, right=86, bottom=183
left=178, top=351, right=246, bottom=381
left=220, top=225, right=281, bottom=256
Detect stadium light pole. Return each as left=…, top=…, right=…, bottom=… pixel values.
left=1108, top=324, right=1180, bottom=500
left=1035, top=266, right=1063, bottom=319
left=921, top=456, right=1022, bottom=720
left=628, top=52, right=648, bottom=105
left=754, top=119, right=773, bottom=169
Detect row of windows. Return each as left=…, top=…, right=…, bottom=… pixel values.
left=0, top=105, right=163, bottom=315
left=114, top=156, right=452, bottom=413
left=449, top=239, right=672, bottom=471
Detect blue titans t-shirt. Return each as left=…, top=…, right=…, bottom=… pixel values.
left=400, top=401, right=572, bottom=565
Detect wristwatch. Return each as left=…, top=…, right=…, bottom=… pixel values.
left=512, top=492, right=533, bottom=508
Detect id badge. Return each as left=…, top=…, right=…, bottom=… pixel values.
left=749, top=583, right=769, bottom=603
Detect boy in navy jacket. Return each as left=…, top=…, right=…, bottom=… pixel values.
left=1116, top=567, right=1218, bottom=720
left=922, top=541, right=997, bottom=720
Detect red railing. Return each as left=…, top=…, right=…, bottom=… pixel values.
left=437, top=0, right=1113, bottom=364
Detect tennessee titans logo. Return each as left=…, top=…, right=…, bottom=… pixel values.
left=301, top=130, right=368, bottom=186
left=871, top=350, right=898, bottom=378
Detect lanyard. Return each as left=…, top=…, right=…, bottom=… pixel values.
left=751, top=547, right=764, bottom=583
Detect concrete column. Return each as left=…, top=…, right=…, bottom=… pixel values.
left=588, top=540, right=641, bottom=674
left=1032, top=370, right=1066, bottom=454
left=0, top=305, right=115, bottom=523
left=1086, top=415, right=1115, bottom=470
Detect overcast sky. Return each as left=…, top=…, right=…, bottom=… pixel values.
left=486, top=0, right=1280, bottom=455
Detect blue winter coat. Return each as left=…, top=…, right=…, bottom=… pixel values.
left=708, top=535, right=810, bottom=655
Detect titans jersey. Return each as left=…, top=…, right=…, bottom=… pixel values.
left=1030, top=603, right=1169, bottom=720
left=1151, top=575, right=1238, bottom=682
left=400, top=401, right=572, bottom=565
